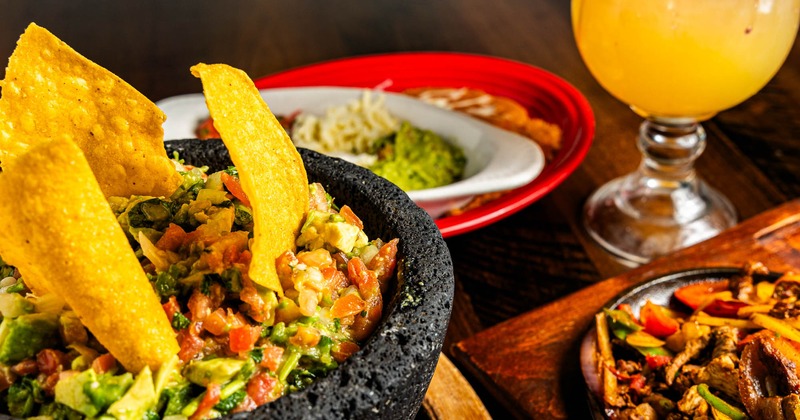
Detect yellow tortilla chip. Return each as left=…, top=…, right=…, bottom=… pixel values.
left=0, top=138, right=178, bottom=373
left=191, top=63, right=308, bottom=295
left=0, top=23, right=181, bottom=198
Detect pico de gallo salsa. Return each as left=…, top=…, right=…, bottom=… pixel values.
left=0, top=159, right=398, bottom=419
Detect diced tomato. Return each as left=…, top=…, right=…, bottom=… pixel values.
left=703, top=299, right=750, bottom=318
left=247, top=372, right=278, bottom=406
left=339, top=205, right=364, bottom=230
left=203, top=308, right=229, bottom=336
left=330, top=293, right=367, bottom=318
left=240, top=285, right=267, bottom=323
left=368, top=238, right=399, bottom=285
left=188, top=289, right=214, bottom=321
left=220, top=172, right=251, bottom=208
left=177, top=321, right=205, bottom=362
left=237, top=250, right=252, bottom=266
left=11, top=359, right=38, bottom=376
left=91, top=353, right=117, bottom=374
left=162, top=296, right=181, bottom=323
left=36, top=349, right=66, bottom=376
left=190, top=383, right=221, bottom=420
left=259, top=345, right=285, bottom=372
left=674, top=280, right=730, bottom=310
left=323, top=266, right=349, bottom=291
left=203, top=308, right=246, bottom=336
left=331, top=341, right=360, bottom=363
left=645, top=354, right=672, bottom=369
left=289, top=325, right=321, bottom=347
left=230, top=325, right=262, bottom=353
left=640, top=301, right=680, bottom=338
left=156, top=223, right=187, bottom=252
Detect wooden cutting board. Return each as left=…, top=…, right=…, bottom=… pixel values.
left=453, top=199, right=800, bottom=419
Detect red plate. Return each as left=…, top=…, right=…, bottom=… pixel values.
left=254, top=52, right=595, bottom=238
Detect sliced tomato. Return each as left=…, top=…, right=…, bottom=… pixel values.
left=674, top=280, right=730, bottom=310
left=220, top=172, right=251, bottom=208
left=229, top=325, right=262, bottom=353
left=640, top=301, right=680, bottom=338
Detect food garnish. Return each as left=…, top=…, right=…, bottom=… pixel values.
left=592, top=262, right=800, bottom=419
left=191, top=63, right=309, bottom=295
left=0, top=138, right=178, bottom=373
left=0, top=23, right=181, bottom=198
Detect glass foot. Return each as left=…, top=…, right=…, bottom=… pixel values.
left=583, top=174, right=737, bottom=266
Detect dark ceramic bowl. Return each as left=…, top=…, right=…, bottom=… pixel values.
left=579, top=267, right=781, bottom=419
left=164, top=139, right=455, bottom=419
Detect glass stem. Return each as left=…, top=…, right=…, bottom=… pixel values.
left=616, top=119, right=709, bottom=223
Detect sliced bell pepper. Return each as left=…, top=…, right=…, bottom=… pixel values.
left=674, top=280, right=729, bottom=310
left=603, top=307, right=642, bottom=340
left=640, top=301, right=680, bottom=338
left=702, top=299, right=750, bottom=318
left=696, top=383, right=748, bottom=420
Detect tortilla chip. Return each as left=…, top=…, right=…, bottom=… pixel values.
left=191, top=63, right=308, bottom=295
left=0, top=138, right=178, bottom=372
left=0, top=23, right=181, bottom=198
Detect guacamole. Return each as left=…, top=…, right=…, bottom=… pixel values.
left=370, top=122, right=466, bottom=191
left=0, top=162, right=399, bottom=419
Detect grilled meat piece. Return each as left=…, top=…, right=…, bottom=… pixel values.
left=666, top=333, right=712, bottom=386
left=739, top=335, right=800, bottom=419
left=676, top=385, right=710, bottom=418
left=730, top=261, right=769, bottom=301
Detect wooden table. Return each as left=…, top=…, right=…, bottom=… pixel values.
left=1, top=1, right=798, bottom=418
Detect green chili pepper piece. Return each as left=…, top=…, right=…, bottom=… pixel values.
left=696, top=383, right=749, bottom=420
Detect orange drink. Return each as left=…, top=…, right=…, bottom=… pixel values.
left=573, top=0, right=800, bottom=119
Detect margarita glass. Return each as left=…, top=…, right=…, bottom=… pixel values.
left=572, top=0, right=800, bottom=264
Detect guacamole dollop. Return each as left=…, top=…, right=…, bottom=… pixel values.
left=370, top=122, right=466, bottom=191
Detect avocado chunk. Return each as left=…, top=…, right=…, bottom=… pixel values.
left=55, top=369, right=134, bottom=417
left=0, top=312, right=59, bottom=364
left=184, top=358, right=245, bottom=387
left=153, top=354, right=181, bottom=399
left=106, top=366, right=157, bottom=420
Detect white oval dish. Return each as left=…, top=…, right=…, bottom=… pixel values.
left=157, top=87, right=545, bottom=218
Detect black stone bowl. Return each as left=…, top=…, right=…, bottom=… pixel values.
left=165, top=139, right=455, bottom=419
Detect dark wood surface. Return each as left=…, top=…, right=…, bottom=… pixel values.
left=1, top=1, right=798, bottom=418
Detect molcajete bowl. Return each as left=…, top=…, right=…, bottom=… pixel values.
left=164, top=139, right=455, bottom=419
